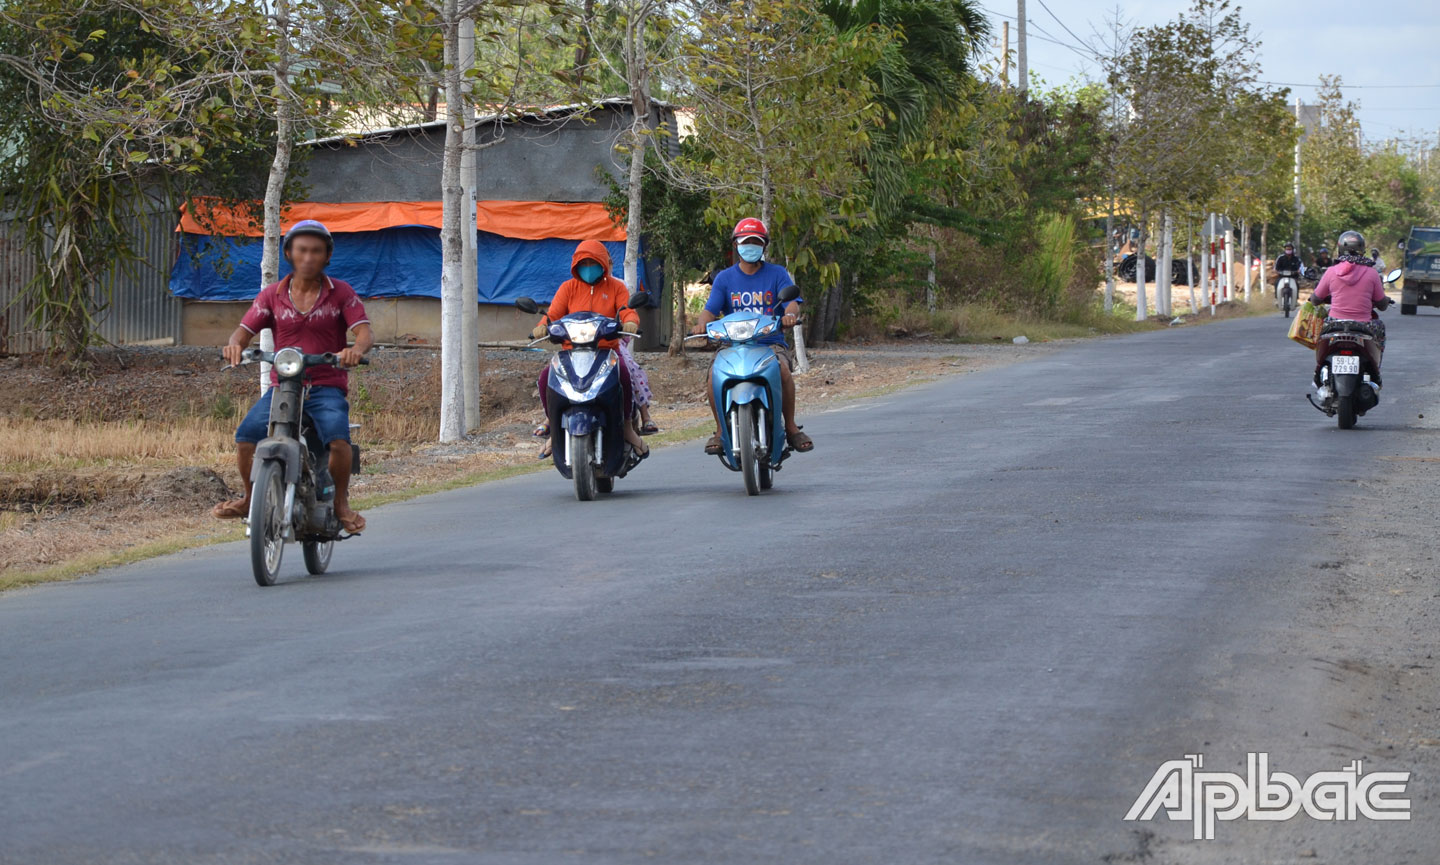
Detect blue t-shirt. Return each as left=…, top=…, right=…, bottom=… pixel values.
left=704, top=262, right=802, bottom=346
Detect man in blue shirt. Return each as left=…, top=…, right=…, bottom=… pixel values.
left=691, top=217, right=814, bottom=455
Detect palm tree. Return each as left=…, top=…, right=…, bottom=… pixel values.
left=817, top=0, right=989, bottom=218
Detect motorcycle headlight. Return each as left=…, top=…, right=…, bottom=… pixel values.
left=564, top=320, right=601, bottom=345
left=273, top=347, right=304, bottom=378
left=724, top=319, right=759, bottom=341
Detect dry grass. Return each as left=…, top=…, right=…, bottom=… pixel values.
left=0, top=417, right=236, bottom=471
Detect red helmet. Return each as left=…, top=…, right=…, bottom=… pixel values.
left=731, top=217, right=769, bottom=245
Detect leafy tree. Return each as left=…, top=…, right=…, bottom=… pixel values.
left=0, top=0, right=273, bottom=361
left=673, top=0, right=884, bottom=283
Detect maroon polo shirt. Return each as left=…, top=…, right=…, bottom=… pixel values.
left=239, top=274, right=370, bottom=393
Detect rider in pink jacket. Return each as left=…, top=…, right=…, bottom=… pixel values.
left=1312, top=259, right=1384, bottom=320
left=1309, top=230, right=1392, bottom=385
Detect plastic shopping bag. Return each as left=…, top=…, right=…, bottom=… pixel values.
left=1288, top=301, right=1326, bottom=349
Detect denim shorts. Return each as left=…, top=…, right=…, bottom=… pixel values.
left=235, top=385, right=351, bottom=444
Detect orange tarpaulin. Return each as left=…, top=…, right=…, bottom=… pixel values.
left=177, top=199, right=625, bottom=242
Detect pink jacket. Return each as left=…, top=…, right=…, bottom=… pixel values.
left=1314, top=262, right=1384, bottom=321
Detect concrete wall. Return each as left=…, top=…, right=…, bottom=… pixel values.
left=184, top=297, right=667, bottom=348
left=303, top=105, right=671, bottom=204
left=186, top=299, right=552, bottom=346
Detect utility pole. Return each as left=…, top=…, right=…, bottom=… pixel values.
left=459, top=16, right=480, bottom=433
left=1293, top=97, right=1303, bottom=249
left=1016, top=0, right=1027, bottom=97
left=1001, top=21, right=1009, bottom=87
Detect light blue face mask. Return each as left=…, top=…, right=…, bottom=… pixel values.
left=737, top=243, right=765, bottom=263
left=578, top=263, right=605, bottom=284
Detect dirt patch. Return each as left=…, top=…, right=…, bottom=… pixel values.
left=139, top=467, right=235, bottom=508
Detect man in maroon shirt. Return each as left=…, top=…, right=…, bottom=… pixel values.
left=212, top=221, right=374, bottom=533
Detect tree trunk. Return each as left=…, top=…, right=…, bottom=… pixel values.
left=621, top=4, right=650, bottom=296
left=573, top=0, right=596, bottom=82
left=1135, top=216, right=1148, bottom=321
left=1156, top=212, right=1172, bottom=318
left=1104, top=211, right=1114, bottom=314
left=1241, top=219, right=1252, bottom=303
left=459, top=16, right=480, bottom=432
left=1259, top=222, right=1268, bottom=300
left=438, top=0, right=466, bottom=443
left=1187, top=221, right=1197, bottom=313
left=1224, top=223, right=1235, bottom=303
left=667, top=254, right=685, bottom=358
left=260, top=0, right=293, bottom=289
left=926, top=228, right=937, bottom=314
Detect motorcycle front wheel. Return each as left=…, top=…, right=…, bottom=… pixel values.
left=736, top=403, right=762, bottom=496
left=571, top=433, right=598, bottom=501
left=303, top=540, right=333, bottom=575
left=249, top=460, right=287, bottom=586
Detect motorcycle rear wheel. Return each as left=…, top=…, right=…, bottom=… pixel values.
left=303, top=540, right=333, bottom=575
left=249, top=461, right=286, bottom=586
left=1337, top=395, right=1357, bottom=429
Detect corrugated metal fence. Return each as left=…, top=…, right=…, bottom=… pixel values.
left=0, top=206, right=181, bottom=353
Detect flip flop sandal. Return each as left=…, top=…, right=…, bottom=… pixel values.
left=789, top=431, right=814, bottom=452
left=532, top=423, right=549, bottom=437
left=339, top=512, right=366, bottom=534
left=640, top=421, right=660, bottom=435
left=211, top=499, right=248, bottom=519
left=704, top=434, right=723, bottom=456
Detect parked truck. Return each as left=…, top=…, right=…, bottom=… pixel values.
left=1398, top=226, right=1440, bottom=315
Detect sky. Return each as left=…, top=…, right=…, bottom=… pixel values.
left=980, top=0, right=1440, bottom=149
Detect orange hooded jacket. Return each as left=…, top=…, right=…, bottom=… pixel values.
left=537, top=240, right=640, bottom=349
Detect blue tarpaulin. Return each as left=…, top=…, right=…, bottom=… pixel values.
left=169, top=227, right=645, bottom=305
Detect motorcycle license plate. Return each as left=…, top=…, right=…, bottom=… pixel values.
left=1331, top=355, right=1361, bottom=375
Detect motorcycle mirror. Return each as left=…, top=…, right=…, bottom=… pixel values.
left=514, top=297, right=539, bottom=314
left=1385, top=268, right=1403, bottom=284
left=627, top=291, right=651, bottom=309
left=777, top=285, right=800, bottom=304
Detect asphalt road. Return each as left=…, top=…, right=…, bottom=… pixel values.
left=3, top=310, right=1439, bottom=864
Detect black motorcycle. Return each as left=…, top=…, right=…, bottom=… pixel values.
left=229, top=347, right=366, bottom=585
left=515, top=294, right=649, bottom=501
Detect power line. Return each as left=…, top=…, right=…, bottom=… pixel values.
left=1258, top=80, right=1440, bottom=90
left=1033, top=0, right=1096, bottom=56
left=981, top=6, right=1100, bottom=62
left=1026, top=20, right=1099, bottom=64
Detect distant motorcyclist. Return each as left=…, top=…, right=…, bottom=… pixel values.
left=1274, top=243, right=1302, bottom=301
left=1311, top=246, right=1334, bottom=275
left=1275, top=243, right=1302, bottom=276
left=1310, top=230, right=1390, bottom=386
left=1370, top=247, right=1386, bottom=273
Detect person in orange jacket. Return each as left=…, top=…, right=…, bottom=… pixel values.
left=532, top=240, right=649, bottom=458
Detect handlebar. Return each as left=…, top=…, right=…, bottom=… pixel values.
left=224, top=347, right=369, bottom=371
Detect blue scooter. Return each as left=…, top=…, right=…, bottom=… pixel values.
left=515, top=294, right=647, bottom=501
left=687, top=285, right=800, bottom=495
